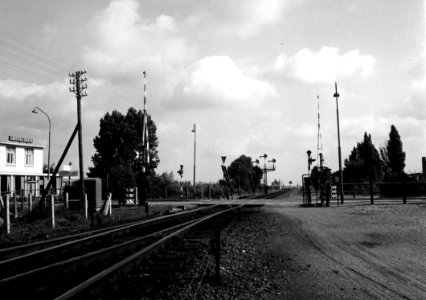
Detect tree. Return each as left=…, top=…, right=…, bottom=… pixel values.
left=343, top=132, right=383, bottom=182
left=386, top=125, right=405, bottom=175
left=88, top=108, right=160, bottom=197
left=227, top=155, right=262, bottom=193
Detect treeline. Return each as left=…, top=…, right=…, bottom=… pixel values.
left=343, top=125, right=407, bottom=183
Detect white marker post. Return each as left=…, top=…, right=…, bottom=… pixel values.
left=5, top=195, right=10, bottom=234
left=51, top=195, right=55, bottom=228
left=65, top=192, right=69, bottom=209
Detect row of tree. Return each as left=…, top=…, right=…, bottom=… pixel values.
left=87, top=108, right=264, bottom=200
left=343, top=125, right=406, bottom=182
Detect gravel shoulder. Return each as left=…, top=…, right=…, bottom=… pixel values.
left=190, top=202, right=426, bottom=299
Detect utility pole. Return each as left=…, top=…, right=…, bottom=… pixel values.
left=333, top=82, right=344, bottom=204
left=69, top=69, right=87, bottom=215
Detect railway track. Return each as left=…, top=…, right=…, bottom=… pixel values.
left=0, top=204, right=243, bottom=299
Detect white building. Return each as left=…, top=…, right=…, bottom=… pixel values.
left=0, top=136, right=45, bottom=196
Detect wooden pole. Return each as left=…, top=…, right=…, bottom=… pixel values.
left=370, top=181, right=374, bottom=205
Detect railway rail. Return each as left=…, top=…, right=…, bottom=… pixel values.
left=0, top=204, right=244, bottom=299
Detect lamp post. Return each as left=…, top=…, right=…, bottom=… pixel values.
left=192, top=124, right=196, bottom=199
left=32, top=107, right=51, bottom=182
left=333, top=82, right=344, bottom=204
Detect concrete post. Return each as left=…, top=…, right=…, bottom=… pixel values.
left=5, top=195, right=10, bottom=234
left=65, top=192, right=69, bottom=209
left=13, top=193, right=18, bottom=219
left=51, top=195, right=55, bottom=228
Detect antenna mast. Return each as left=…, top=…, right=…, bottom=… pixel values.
left=316, top=95, right=323, bottom=165
left=141, top=71, right=150, bottom=169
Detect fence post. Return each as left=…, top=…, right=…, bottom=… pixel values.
left=65, top=192, right=69, bottom=209
left=208, top=184, right=211, bottom=200
left=353, top=184, right=355, bottom=198
left=13, top=193, right=18, bottom=219
left=28, top=193, right=33, bottom=212
left=201, top=187, right=204, bottom=200
left=51, top=195, right=55, bottom=228
left=403, top=181, right=407, bottom=204
left=186, top=184, right=189, bottom=200
left=21, top=190, right=24, bottom=211
left=5, top=195, right=10, bottom=234
left=370, top=181, right=374, bottom=205
left=84, top=193, right=88, bottom=220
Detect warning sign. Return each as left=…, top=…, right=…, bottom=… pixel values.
left=331, top=185, right=337, bottom=200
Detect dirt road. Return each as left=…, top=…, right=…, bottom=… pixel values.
left=261, top=203, right=426, bottom=299
left=190, top=194, right=426, bottom=299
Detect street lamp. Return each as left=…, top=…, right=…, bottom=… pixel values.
left=192, top=124, right=196, bottom=199
left=333, top=82, right=344, bottom=204
left=32, top=107, right=51, bottom=182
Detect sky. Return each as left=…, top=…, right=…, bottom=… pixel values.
left=0, top=0, right=425, bottom=185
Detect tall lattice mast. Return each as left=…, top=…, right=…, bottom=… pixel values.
left=316, top=95, right=323, bottom=165
left=142, top=71, right=150, bottom=168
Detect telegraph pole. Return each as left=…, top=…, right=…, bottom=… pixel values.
left=69, top=69, right=87, bottom=215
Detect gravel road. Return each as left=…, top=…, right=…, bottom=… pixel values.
left=165, top=196, right=426, bottom=299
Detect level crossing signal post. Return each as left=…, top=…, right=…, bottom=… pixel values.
left=259, top=154, right=276, bottom=194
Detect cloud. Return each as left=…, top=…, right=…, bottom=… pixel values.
left=170, top=56, right=276, bottom=109
left=0, top=79, right=65, bottom=101
left=42, top=22, right=57, bottom=44
left=274, top=47, right=376, bottom=83
left=185, top=0, right=291, bottom=38
left=83, top=0, right=197, bottom=81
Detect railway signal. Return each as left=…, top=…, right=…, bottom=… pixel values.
left=259, top=154, right=276, bottom=194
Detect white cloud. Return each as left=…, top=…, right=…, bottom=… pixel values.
left=0, top=79, right=65, bottom=101
left=83, top=0, right=197, bottom=80
left=185, top=0, right=291, bottom=38
left=172, top=56, right=276, bottom=108
left=274, top=47, right=376, bottom=83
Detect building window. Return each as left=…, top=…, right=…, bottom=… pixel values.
left=6, top=147, right=15, bottom=165
left=25, top=148, right=34, bottom=166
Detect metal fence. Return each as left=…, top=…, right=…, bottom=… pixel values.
left=305, top=181, right=426, bottom=206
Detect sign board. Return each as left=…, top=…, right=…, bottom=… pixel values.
left=331, top=185, right=337, bottom=199
left=9, top=136, right=33, bottom=144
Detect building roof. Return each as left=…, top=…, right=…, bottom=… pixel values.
left=0, top=141, right=44, bottom=149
